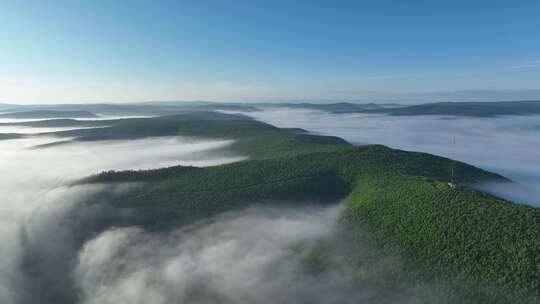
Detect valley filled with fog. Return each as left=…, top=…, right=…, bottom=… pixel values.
left=1, top=108, right=539, bottom=304
left=0, top=118, right=443, bottom=304
left=237, top=108, right=540, bottom=207
left=4, top=1, right=540, bottom=302
left=0, top=122, right=247, bottom=304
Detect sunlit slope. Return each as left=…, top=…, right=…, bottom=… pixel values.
left=343, top=174, right=540, bottom=300
left=87, top=144, right=502, bottom=230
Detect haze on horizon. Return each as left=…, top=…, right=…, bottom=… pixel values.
left=2, top=0, right=540, bottom=104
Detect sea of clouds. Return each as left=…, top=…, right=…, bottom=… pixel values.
left=74, top=206, right=362, bottom=304
left=0, top=124, right=246, bottom=304
left=0, top=125, right=417, bottom=304
left=2, top=110, right=537, bottom=304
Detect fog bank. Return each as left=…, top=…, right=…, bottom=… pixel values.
left=0, top=132, right=245, bottom=304
left=75, top=205, right=358, bottom=304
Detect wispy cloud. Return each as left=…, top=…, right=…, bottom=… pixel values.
left=354, top=73, right=422, bottom=81
left=510, top=60, right=540, bottom=69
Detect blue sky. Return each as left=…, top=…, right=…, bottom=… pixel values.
left=1, top=0, right=540, bottom=103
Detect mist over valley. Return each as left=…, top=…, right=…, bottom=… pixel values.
left=0, top=101, right=539, bottom=303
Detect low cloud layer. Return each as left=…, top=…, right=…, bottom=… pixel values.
left=0, top=117, right=464, bottom=304
left=73, top=204, right=469, bottom=304
left=0, top=132, right=246, bottom=304
left=2, top=111, right=537, bottom=303
left=475, top=181, right=540, bottom=207
left=241, top=108, right=540, bottom=206
left=74, top=205, right=360, bottom=304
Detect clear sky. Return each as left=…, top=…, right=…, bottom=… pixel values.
left=2, top=0, right=540, bottom=104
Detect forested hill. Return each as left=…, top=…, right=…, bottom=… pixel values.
left=72, top=111, right=539, bottom=303
left=5, top=100, right=540, bottom=118
left=365, top=100, right=540, bottom=117
left=254, top=100, right=540, bottom=117
left=0, top=110, right=98, bottom=119
left=42, top=112, right=350, bottom=158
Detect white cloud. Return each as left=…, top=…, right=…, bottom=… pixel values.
left=75, top=206, right=349, bottom=304
left=0, top=134, right=246, bottom=303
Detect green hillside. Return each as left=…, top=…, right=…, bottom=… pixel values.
left=6, top=100, right=540, bottom=118
left=44, top=112, right=350, bottom=158
left=0, top=118, right=110, bottom=128
left=0, top=110, right=98, bottom=119
left=255, top=101, right=384, bottom=112
left=75, top=111, right=540, bottom=302
left=343, top=174, right=540, bottom=302
left=87, top=145, right=502, bottom=231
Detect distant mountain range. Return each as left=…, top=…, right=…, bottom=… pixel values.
left=368, top=100, right=540, bottom=117
left=253, top=102, right=396, bottom=112
left=254, top=100, right=540, bottom=117
left=1, top=100, right=539, bottom=117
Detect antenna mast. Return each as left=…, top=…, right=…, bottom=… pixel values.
left=449, top=136, right=456, bottom=188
